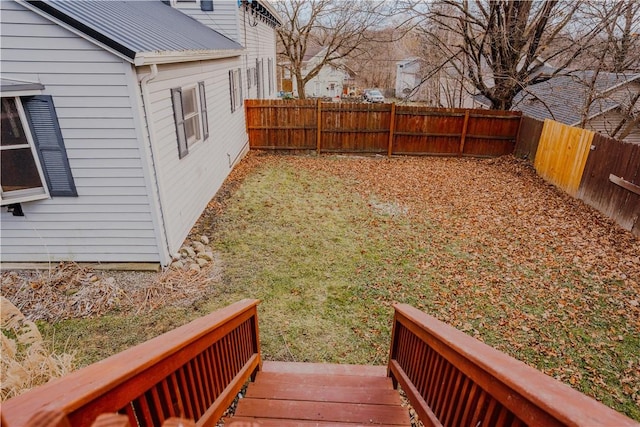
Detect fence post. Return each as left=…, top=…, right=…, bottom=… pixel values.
left=459, top=110, right=470, bottom=156
left=388, top=103, right=396, bottom=157
left=316, top=99, right=322, bottom=155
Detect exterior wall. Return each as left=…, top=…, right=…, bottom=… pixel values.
left=174, top=1, right=278, bottom=101
left=303, top=65, right=346, bottom=98
left=396, top=60, right=421, bottom=101
left=586, top=110, right=640, bottom=145
left=0, top=1, right=162, bottom=263
left=170, top=1, right=239, bottom=42
left=237, top=3, right=278, bottom=100
left=139, top=58, right=248, bottom=255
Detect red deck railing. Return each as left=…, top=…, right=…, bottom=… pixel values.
left=1, top=299, right=261, bottom=427
left=388, top=303, right=638, bottom=427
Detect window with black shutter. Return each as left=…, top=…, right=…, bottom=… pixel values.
left=1, top=95, right=77, bottom=205
left=171, top=81, right=209, bottom=159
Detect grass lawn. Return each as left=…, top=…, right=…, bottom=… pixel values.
left=38, top=153, right=639, bottom=419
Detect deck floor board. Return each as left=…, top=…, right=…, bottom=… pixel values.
left=225, top=362, right=410, bottom=426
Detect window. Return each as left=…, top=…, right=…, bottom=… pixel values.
left=1, top=96, right=77, bottom=205
left=171, top=81, right=208, bottom=159
left=168, top=0, right=213, bottom=11
left=229, top=68, right=242, bottom=113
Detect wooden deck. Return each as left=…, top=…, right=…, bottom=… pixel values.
left=225, top=361, right=411, bottom=426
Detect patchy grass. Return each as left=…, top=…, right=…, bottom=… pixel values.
left=28, top=153, right=640, bottom=419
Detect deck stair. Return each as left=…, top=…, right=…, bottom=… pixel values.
left=226, top=361, right=411, bottom=426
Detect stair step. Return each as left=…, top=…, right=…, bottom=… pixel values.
left=234, top=399, right=410, bottom=425
left=254, top=370, right=394, bottom=390
left=246, top=381, right=402, bottom=405
left=262, top=361, right=388, bottom=377
left=225, top=416, right=403, bottom=427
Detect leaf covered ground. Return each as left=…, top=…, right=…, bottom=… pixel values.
left=192, top=152, right=639, bottom=419
left=3, top=152, right=638, bottom=419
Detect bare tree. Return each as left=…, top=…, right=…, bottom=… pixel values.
left=416, top=0, right=620, bottom=110
left=574, top=2, right=640, bottom=138
left=275, top=0, right=390, bottom=99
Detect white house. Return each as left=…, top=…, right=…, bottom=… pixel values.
left=291, top=47, right=354, bottom=98
left=0, top=0, right=281, bottom=266
left=395, top=57, right=476, bottom=108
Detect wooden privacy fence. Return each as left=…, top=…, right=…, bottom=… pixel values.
left=524, top=119, right=640, bottom=236
left=578, top=134, right=640, bottom=235
left=1, top=299, right=262, bottom=427
left=245, top=99, right=522, bottom=157
left=388, top=303, right=639, bottom=427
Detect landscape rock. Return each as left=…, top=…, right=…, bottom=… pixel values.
left=200, top=235, right=210, bottom=245
left=197, top=258, right=209, bottom=267
left=181, top=246, right=196, bottom=258
left=171, top=260, right=184, bottom=270
left=193, top=241, right=206, bottom=254
left=198, top=251, right=214, bottom=262
left=189, top=263, right=201, bottom=272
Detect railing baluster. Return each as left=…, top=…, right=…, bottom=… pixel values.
left=185, top=361, right=202, bottom=418
left=150, top=387, right=166, bottom=425
left=441, top=368, right=463, bottom=426
left=450, top=375, right=472, bottom=427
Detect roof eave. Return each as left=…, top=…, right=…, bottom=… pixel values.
left=134, top=49, right=245, bottom=66
left=570, top=103, right=622, bottom=126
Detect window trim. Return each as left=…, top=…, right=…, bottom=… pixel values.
left=0, top=96, right=50, bottom=205
left=171, top=81, right=209, bottom=160
left=181, top=84, right=202, bottom=148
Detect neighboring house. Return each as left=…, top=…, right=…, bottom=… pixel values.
left=475, top=71, right=640, bottom=143
left=396, top=58, right=422, bottom=101
left=291, top=47, right=355, bottom=98
left=0, top=0, right=280, bottom=265
left=395, top=57, right=476, bottom=108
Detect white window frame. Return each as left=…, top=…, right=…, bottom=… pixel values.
left=0, top=96, right=49, bottom=205
left=181, top=84, right=203, bottom=149
left=170, top=0, right=200, bottom=5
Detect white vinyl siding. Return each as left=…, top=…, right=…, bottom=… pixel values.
left=0, top=1, right=160, bottom=263
left=138, top=58, right=248, bottom=254
left=170, top=0, right=239, bottom=42
left=238, top=2, right=278, bottom=100
left=585, top=111, right=640, bottom=145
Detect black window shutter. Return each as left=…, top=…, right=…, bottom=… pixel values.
left=200, top=0, right=213, bottom=11
left=198, top=81, right=209, bottom=141
left=238, top=68, right=243, bottom=106
left=229, top=70, right=235, bottom=112
left=171, top=87, right=188, bottom=158
left=22, top=95, right=77, bottom=197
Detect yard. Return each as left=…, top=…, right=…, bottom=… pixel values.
left=2, top=152, right=639, bottom=420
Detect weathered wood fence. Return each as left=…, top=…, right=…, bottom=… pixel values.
left=515, top=119, right=640, bottom=236
left=245, top=99, right=522, bottom=157
left=245, top=99, right=638, bottom=236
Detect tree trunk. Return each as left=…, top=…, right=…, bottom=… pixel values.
left=295, top=74, right=307, bottom=99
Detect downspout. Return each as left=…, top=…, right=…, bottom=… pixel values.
left=138, top=64, right=172, bottom=266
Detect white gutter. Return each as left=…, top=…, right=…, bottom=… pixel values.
left=137, top=64, right=173, bottom=266
left=134, top=49, right=245, bottom=66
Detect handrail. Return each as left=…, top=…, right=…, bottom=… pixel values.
left=2, top=299, right=262, bottom=427
left=388, top=303, right=639, bottom=427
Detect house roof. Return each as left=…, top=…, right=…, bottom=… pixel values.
left=23, top=0, right=244, bottom=65
left=476, top=71, right=640, bottom=125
